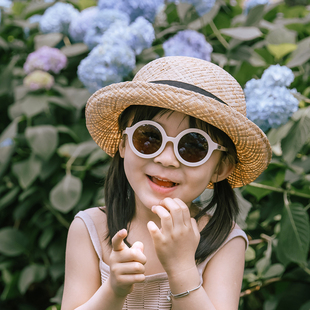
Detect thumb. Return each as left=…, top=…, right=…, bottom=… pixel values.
left=131, top=241, right=144, bottom=253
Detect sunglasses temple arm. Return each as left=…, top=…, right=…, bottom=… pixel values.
left=217, top=145, right=228, bottom=152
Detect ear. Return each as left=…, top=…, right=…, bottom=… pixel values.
left=119, top=137, right=125, bottom=158
left=211, top=157, right=235, bottom=184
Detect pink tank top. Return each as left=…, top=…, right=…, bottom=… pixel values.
left=75, top=210, right=248, bottom=310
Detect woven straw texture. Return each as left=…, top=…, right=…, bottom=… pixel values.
left=86, top=56, right=271, bottom=188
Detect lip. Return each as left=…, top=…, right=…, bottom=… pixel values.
left=147, top=175, right=179, bottom=195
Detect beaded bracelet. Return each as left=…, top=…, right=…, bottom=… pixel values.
left=167, top=280, right=203, bottom=301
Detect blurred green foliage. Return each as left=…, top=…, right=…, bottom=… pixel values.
left=0, top=1, right=310, bottom=309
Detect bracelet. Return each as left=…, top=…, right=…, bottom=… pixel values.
left=167, top=280, right=203, bottom=301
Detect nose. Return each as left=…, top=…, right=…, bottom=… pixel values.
left=153, top=141, right=180, bottom=168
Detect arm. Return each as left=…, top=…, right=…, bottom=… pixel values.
left=147, top=198, right=246, bottom=310
left=61, top=219, right=146, bottom=310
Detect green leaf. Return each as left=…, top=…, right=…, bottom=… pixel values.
left=287, top=36, right=310, bottom=68
left=78, top=0, right=97, bottom=10
left=0, top=228, right=28, bottom=256
left=25, top=125, right=58, bottom=161
left=262, top=263, right=285, bottom=279
left=34, top=33, right=63, bottom=49
left=0, top=187, right=20, bottom=211
left=220, top=27, right=262, bottom=41
left=39, top=227, right=54, bottom=249
left=266, top=26, right=296, bottom=45
left=60, top=43, right=89, bottom=57
left=86, top=147, right=108, bottom=166
left=267, top=43, right=297, bottom=59
left=277, top=203, right=310, bottom=265
left=57, top=141, right=98, bottom=158
left=244, top=4, right=265, bottom=26
left=50, top=174, right=82, bottom=213
left=18, top=264, right=47, bottom=294
left=300, top=301, right=310, bottom=310
left=12, top=154, right=42, bottom=189
left=0, top=55, right=19, bottom=96
left=281, top=110, right=310, bottom=163
left=245, top=246, right=256, bottom=261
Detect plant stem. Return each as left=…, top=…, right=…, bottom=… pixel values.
left=209, top=20, right=229, bottom=49
left=248, top=182, right=310, bottom=199
left=44, top=203, right=70, bottom=229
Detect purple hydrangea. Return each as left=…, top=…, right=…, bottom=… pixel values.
left=24, top=46, right=67, bottom=74
left=100, top=17, right=155, bottom=55
left=98, top=0, right=164, bottom=23
left=69, top=6, right=99, bottom=43
left=23, top=70, right=55, bottom=91
left=77, top=42, right=136, bottom=93
left=39, top=2, right=79, bottom=35
left=244, top=0, right=269, bottom=14
left=245, top=65, right=299, bottom=132
left=83, top=9, right=130, bottom=50
left=163, top=30, right=213, bottom=61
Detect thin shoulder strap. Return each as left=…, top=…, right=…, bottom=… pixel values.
left=75, top=211, right=103, bottom=262
left=197, top=228, right=248, bottom=277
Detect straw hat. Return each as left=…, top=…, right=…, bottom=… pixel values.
left=86, top=56, right=271, bottom=188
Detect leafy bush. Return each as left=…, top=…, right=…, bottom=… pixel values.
left=0, top=1, right=309, bottom=309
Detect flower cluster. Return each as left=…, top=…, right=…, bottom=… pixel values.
left=77, top=43, right=136, bottom=94
left=245, top=65, right=299, bottom=132
left=24, top=46, right=67, bottom=74
left=83, top=9, right=130, bottom=50
left=100, top=17, right=155, bottom=55
left=163, top=30, right=213, bottom=61
left=69, top=6, right=99, bottom=43
left=167, top=0, right=216, bottom=16
left=39, top=2, right=79, bottom=35
left=243, top=0, right=269, bottom=15
left=23, top=70, right=55, bottom=91
left=97, top=0, right=164, bottom=23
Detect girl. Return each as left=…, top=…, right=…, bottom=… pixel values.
left=61, top=56, right=271, bottom=310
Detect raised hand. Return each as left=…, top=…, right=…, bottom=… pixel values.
left=147, top=198, right=200, bottom=276
left=109, top=229, right=147, bottom=297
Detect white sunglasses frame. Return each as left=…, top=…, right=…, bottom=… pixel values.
left=123, top=120, right=227, bottom=167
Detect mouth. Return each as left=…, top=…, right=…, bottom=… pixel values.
left=147, top=175, right=178, bottom=188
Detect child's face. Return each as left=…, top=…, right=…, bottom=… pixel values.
left=119, top=111, right=231, bottom=212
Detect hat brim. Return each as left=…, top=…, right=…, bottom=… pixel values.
left=86, top=81, right=271, bottom=188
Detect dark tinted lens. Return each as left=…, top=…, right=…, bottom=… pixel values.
left=132, top=124, right=162, bottom=155
left=178, top=132, right=209, bottom=163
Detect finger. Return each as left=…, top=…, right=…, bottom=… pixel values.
left=151, top=205, right=173, bottom=233
left=174, top=198, right=192, bottom=227
left=112, top=261, right=146, bottom=276
left=112, top=229, right=128, bottom=252
left=147, top=221, right=163, bottom=244
left=131, top=242, right=147, bottom=265
left=191, top=218, right=201, bottom=238
left=161, top=197, right=185, bottom=228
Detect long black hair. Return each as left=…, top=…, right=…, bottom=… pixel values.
left=103, top=105, right=239, bottom=264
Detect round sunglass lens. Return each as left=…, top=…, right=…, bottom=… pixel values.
left=178, top=132, right=209, bottom=163
left=132, top=124, right=162, bottom=155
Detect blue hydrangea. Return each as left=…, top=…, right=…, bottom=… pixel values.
left=100, top=17, right=155, bottom=55
left=167, top=0, right=215, bottom=16
left=24, top=14, right=42, bottom=38
left=0, top=0, right=12, bottom=9
left=245, top=65, right=299, bottom=132
left=83, top=9, right=130, bottom=50
left=163, top=30, right=213, bottom=61
left=69, top=6, right=99, bottom=43
left=97, top=0, right=164, bottom=22
left=261, top=64, right=295, bottom=87
left=244, top=0, right=269, bottom=14
left=77, top=42, right=136, bottom=93
left=39, top=2, right=79, bottom=35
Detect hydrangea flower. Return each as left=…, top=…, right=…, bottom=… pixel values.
left=167, top=0, right=215, bottom=16
left=24, top=46, right=67, bottom=74
left=97, top=0, right=164, bottom=23
left=23, top=70, right=55, bottom=91
left=243, top=0, right=269, bottom=15
left=245, top=65, right=299, bottom=132
left=69, top=6, right=99, bottom=43
left=77, top=42, right=136, bottom=93
left=261, top=64, right=295, bottom=87
left=39, top=2, right=79, bottom=35
left=83, top=9, right=130, bottom=50
left=100, top=17, right=155, bottom=55
left=163, top=30, right=213, bottom=61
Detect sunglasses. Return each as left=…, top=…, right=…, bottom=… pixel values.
left=123, top=120, right=227, bottom=167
